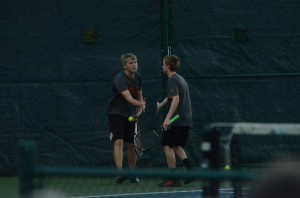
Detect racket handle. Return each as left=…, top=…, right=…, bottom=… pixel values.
left=170, top=114, right=180, bottom=124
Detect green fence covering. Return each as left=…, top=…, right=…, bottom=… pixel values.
left=1, top=0, right=300, bottom=175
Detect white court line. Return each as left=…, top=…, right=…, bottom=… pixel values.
left=71, top=188, right=247, bottom=198
left=71, top=190, right=202, bottom=198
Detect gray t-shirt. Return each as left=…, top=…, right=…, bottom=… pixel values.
left=107, top=71, right=142, bottom=116
left=167, top=73, right=192, bottom=127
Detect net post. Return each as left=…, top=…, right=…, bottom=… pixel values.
left=231, top=135, right=243, bottom=198
left=18, top=140, right=36, bottom=198
left=201, top=126, right=220, bottom=197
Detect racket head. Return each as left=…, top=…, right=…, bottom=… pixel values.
left=134, top=132, right=144, bottom=157
left=134, top=114, right=179, bottom=156
left=135, top=126, right=162, bottom=155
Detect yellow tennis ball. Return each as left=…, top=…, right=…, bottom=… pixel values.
left=225, top=165, right=231, bottom=171
left=128, top=116, right=134, bottom=122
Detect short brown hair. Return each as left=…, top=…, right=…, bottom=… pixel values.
left=164, top=55, right=180, bottom=72
left=121, top=53, right=137, bottom=66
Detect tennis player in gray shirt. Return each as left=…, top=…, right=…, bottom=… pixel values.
left=156, top=55, right=193, bottom=187
left=107, top=53, right=145, bottom=184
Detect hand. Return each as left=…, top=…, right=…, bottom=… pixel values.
left=135, top=109, right=143, bottom=118
left=163, top=118, right=171, bottom=131
left=136, top=100, right=145, bottom=117
left=141, top=101, right=146, bottom=112
left=143, top=98, right=146, bottom=111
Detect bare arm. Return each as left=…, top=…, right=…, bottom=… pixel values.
left=136, top=90, right=145, bottom=117
left=121, top=90, right=145, bottom=109
left=163, top=95, right=179, bottom=128
left=156, top=97, right=168, bottom=113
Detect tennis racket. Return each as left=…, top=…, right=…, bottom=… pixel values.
left=134, top=114, right=180, bottom=157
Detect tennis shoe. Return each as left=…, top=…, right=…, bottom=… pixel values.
left=158, top=179, right=181, bottom=187
left=115, top=176, right=127, bottom=184
left=129, top=176, right=140, bottom=183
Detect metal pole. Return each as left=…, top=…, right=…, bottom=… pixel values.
left=161, top=0, right=172, bottom=99
left=19, top=140, right=36, bottom=198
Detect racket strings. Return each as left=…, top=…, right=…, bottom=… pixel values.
left=135, top=128, right=161, bottom=152
left=134, top=133, right=144, bottom=156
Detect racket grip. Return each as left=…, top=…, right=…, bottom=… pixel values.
left=170, top=114, right=180, bottom=124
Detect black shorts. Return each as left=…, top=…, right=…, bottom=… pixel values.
left=161, top=126, right=190, bottom=148
left=108, top=114, right=135, bottom=143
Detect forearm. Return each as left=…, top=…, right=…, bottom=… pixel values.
left=137, top=90, right=143, bottom=101
left=128, top=97, right=144, bottom=108
left=122, top=90, right=144, bottom=108
left=166, top=96, right=179, bottom=120
left=157, top=97, right=168, bottom=110
left=137, top=91, right=145, bottom=112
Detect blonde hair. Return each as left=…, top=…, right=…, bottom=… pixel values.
left=120, top=53, right=137, bottom=66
